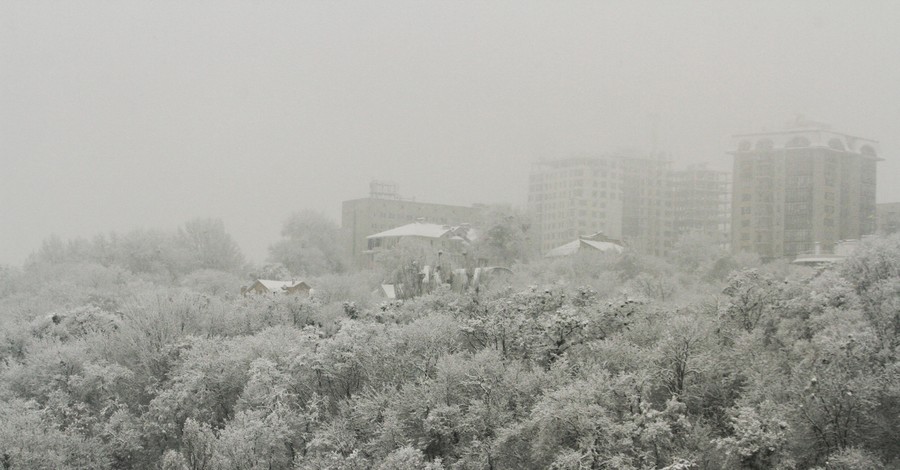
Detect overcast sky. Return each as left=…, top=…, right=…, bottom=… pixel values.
left=2, top=1, right=899, bottom=266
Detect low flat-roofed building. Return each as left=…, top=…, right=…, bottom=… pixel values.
left=792, top=238, right=863, bottom=266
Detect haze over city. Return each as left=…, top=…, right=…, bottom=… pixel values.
left=6, top=3, right=900, bottom=469
left=3, top=1, right=900, bottom=266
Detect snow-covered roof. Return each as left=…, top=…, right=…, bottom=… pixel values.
left=254, top=279, right=309, bottom=293
left=792, top=255, right=844, bottom=266
left=545, top=238, right=624, bottom=257
left=792, top=239, right=863, bottom=266
left=367, top=221, right=472, bottom=240
left=380, top=284, right=397, bottom=299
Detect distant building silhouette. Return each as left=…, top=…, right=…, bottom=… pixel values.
left=528, top=155, right=728, bottom=257
left=671, top=163, right=731, bottom=249
left=728, top=118, right=879, bottom=259
left=877, top=202, right=900, bottom=235
left=527, top=156, right=625, bottom=255
left=620, top=153, right=674, bottom=257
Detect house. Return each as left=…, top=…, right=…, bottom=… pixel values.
left=242, top=279, right=311, bottom=296
left=342, top=181, right=484, bottom=266
left=792, top=239, right=863, bottom=266
left=365, top=220, right=477, bottom=266
left=545, top=232, right=625, bottom=257
left=366, top=220, right=475, bottom=250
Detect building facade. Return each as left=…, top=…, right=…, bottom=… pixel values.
left=671, top=163, right=731, bottom=248
left=729, top=120, right=879, bottom=259
left=527, top=157, right=625, bottom=254
left=341, top=181, right=482, bottom=265
left=365, top=221, right=476, bottom=268
left=620, top=153, right=674, bottom=257
left=877, top=202, right=900, bottom=235
left=527, top=153, right=695, bottom=257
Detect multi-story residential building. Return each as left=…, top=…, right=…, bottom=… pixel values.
left=528, top=153, right=692, bottom=257
left=620, top=153, right=674, bottom=257
left=341, top=181, right=482, bottom=265
left=877, top=202, right=900, bottom=235
left=527, top=156, right=625, bottom=254
left=671, top=163, right=731, bottom=248
left=728, top=119, right=880, bottom=259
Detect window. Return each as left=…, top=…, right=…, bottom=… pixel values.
left=790, top=175, right=812, bottom=187
left=786, top=136, right=811, bottom=148
left=756, top=139, right=774, bottom=151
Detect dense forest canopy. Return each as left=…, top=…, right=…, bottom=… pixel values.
left=1, top=219, right=898, bottom=469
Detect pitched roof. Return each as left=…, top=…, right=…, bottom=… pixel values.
left=367, top=221, right=467, bottom=240
left=545, top=238, right=624, bottom=257
left=254, top=279, right=309, bottom=293
left=380, top=284, right=397, bottom=299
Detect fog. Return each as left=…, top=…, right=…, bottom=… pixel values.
left=3, top=0, right=899, bottom=266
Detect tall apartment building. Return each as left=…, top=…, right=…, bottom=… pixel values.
left=876, top=202, right=900, bottom=235
left=528, top=154, right=725, bottom=257
left=527, top=157, right=625, bottom=254
left=671, top=163, right=731, bottom=248
left=729, top=119, right=879, bottom=259
left=342, top=181, right=482, bottom=264
left=621, top=153, right=674, bottom=257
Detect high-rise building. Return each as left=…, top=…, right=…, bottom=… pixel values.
left=621, top=153, right=674, bottom=257
left=671, top=163, right=731, bottom=248
left=728, top=118, right=879, bottom=259
left=528, top=155, right=733, bottom=258
left=341, top=181, right=482, bottom=265
left=527, top=157, right=625, bottom=254
left=876, top=202, right=900, bottom=235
